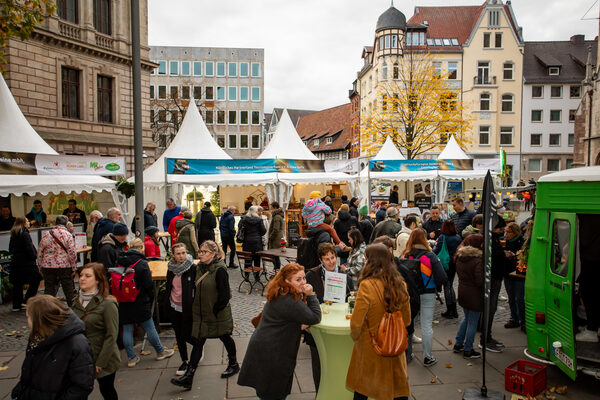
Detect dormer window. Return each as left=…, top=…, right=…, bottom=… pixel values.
left=326, top=137, right=333, bottom=145
left=549, top=67, right=560, bottom=76
left=314, top=139, right=319, bottom=146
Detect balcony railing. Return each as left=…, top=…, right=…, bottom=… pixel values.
left=58, top=21, right=81, bottom=41
left=95, top=33, right=114, bottom=50
left=474, top=75, right=497, bottom=85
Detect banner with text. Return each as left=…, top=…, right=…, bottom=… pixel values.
left=369, top=159, right=474, bottom=172
left=0, top=152, right=126, bottom=176
left=166, top=158, right=352, bottom=175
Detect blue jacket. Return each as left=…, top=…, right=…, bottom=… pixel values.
left=451, top=209, right=476, bottom=235
left=162, top=206, right=181, bottom=231
left=219, top=210, right=236, bottom=238
left=375, top=208, right=387, bottom=224
left=433, top=233, right=463, bottom=260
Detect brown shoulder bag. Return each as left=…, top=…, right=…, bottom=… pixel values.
left=366, top=281, right=408, bottom=357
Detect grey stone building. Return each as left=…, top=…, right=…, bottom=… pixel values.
left=149, top=46, right=264, bottom=158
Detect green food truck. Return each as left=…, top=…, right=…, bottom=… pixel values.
left=525, top=166, right=600, bottom=380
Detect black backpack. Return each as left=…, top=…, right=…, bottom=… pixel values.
left=395, top=257, right=425, bottom=295
left=297, top=237, right=320, bottom=270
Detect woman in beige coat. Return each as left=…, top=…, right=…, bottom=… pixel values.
left=346, top=244, right=411, bottom=400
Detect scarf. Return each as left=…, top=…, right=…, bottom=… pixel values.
left=30, top=207, right=44, bottom=222
left=168, top=254, right=194, bottom=276
left=79, top=289, right=98, bottom=308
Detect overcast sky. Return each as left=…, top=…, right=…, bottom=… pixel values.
left=148, top=0, right=599, bottom=112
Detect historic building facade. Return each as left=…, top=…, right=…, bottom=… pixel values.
left=5, top=0, right=156, bottom=173
left=149, top=46, right=264, bottom=158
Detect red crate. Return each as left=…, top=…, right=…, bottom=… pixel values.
left=505, top=360, right=547, bottom=396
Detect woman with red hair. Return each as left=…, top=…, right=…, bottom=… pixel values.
left=238, top=263, right=321, bottom=400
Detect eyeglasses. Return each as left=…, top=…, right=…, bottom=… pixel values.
left=199, top=250, right=212, bottom=255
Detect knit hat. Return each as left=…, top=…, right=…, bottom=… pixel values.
left=145, top=226, right=159, bottom=236
left=113, top=223, right=129, bottom=236
left=359, top=205, right=369, bottom=216
left=309, top=191, right=322, bottom=199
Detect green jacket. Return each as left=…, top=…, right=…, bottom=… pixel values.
left=72, top=295, right=120, bottom=378
left=192, top=258, right=233, bottom=339
left=268, top=208, right=285, bottom=249
left=176, top=218, right=199, bottom=258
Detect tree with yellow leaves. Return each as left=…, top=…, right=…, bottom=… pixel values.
left=360, top=50, right=472, bottom=159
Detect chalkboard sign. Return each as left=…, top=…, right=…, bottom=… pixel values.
left=414, top=196, right=432, bottom=210
left=287, top=221, right=300, bottom=246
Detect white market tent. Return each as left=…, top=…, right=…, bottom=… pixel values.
left=538, top=166, right=600, bottom=182
left=258, top=109, right=318, bottom=160
left=437, top=135, right=470, bottom=160
left=0, top=75, right=117, bottom=197
left=373, top=136, right=406, bottom=160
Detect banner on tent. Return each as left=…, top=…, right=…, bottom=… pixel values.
left=0, top=152, right=126, bottom=176
left=369, top=159, right=474, bottom=172
left=167, top=158, right=350, bottom=175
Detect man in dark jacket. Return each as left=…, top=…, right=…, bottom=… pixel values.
left=370, top=206, right=401, bottom=243
left=219, top=206, right=237, bottom=268
left=422, top=206, right=443, bottom=240
left=451, top=197, right=476, bottom=235
left=195, top=201, right=216, bottom=246
left=305, top=244, right=351, bottom=391
left=91, top=207, right=122, bottom=262
left=375, top=202, right=388, bottom=224
left=97, top=223, right=128, bottom=271
left=358, top=205, right=374, bottom=244
left=63, top=199, right=88, bottom=233
left=26, top=200, right=47, bottom=226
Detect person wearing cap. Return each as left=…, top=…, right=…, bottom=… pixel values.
left=144, top=226, right=161, bottom=258
left=370, top=206, right=401, bottom=243
left=301, top=191, right=343, bottom=245
left=358, top=205, right=374, bottom=244
left=97, top=223, right=129, bottom=271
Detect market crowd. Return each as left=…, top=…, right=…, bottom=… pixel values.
left=1, top=192, right=534, bottom=399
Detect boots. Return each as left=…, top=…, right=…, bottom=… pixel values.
left=221, top=358, right=240, bottom=379
left=441, top=303, right=458, bottom=319
left=171, top=365, right=196, bottom=390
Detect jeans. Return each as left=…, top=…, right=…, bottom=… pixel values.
left=420, top=293, right=436, bottom=359
left=504, top=277, right=525, bottom=326
left=222, top=236, right=236, bottom=267
left=122, top=318, right=164, bottom=360
left=42, top=267, right=75, bottom=306
left=97, top=372, right=118, bottom=400
left=456, top=308, right=481, bottom=352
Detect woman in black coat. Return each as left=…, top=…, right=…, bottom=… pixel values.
left=117, top=239, right=174, bottom=366
left=433, top=219, right=463, bottom=319
left=238, top=263, right=321, bottom=399
left=195, top=202, right=217, bottom=246
left=333, top=204, right=359, bottom=264
left=239, top=206, right=266, bottom=277
left=12, top=295, right=95, bottom=400
left=9, top=217, right=41, bottom=311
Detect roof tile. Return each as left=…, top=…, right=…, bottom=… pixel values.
left=295, top=104, right=352, bottom=153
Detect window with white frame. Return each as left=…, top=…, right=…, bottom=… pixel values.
left=169, top=61, right=178, bottom=75
left=216, top=62, right=225, bottom=77
left=547, top=159, right=560, bottom=171
left=240, top=62, right=249, bottom=77
left=228, top=86, right=237, bottom=101
left=531, top=86, right=543, bottom=98
left=169, top=85, right=178, bottom=99
left=240, top=134, right=249, bottom=149
left=240, top=86, right=249, bottom=101
left=158, top=85, right=166, bottom=99
left=205, top=86, right=214, bottom=100
left=503, top=62, right=514, bottom=80
left=205, top=62, right=214, bottom=76
left=181, top=86, right=190, bottom=99
left=500, top=126, right=513, bottom=145
left=216, top=110, right=225, bottom=125
left=205, top=110, right=213, bottom=124
left=251, top=134, right=260, bottom=149
left=326, top=137, right=333, bottom=145
left=240, top=110, right=249, bottom=125
left=216, top=86, right=225, bottom=101
left=228, top=134, right=237, bottom=149
left=251, top=110, right=260, bottom=124
left=448, top=62, right=457, bottom=80
left=228, top=110, right=237, bottom=125
left=549, top=133, right=561, bottom=146
left=528, top=159, right=541, bottom=172
left=479, top=126, right=490, bottom=145
left=549, top=67, right=560, bottom=76
left=550, top=86, right=562, bottom=98
left=501, top=94, right=513, bottom=112
left=251, top=87, right=260, bottom=101
left=193, top=86, right=202, bottom=100
left=550, top=109, right=561, bottom=122
left=157, top=60, right=167, bottom=75
left=530, top=133, right=542, bottom=146
left=570, top=85, right=581, bottom=98
left=181, top=61, right=190, bottom=76
left=313, top=138, right=319, bottom=146
left=228, top=62, right=237, bottom=77
left=494, top=33, right=502, bottom=48
left=480, top=93, right=491, bottom=111
left=251, top=62, right=261, bottom=77
left=531, top=110, right=542, bottom=122
left=193, top=61, right=202, bottom=76
left=477, top=61, right=490, bottom=84
left=483, top=33, right=491, bottom=48
left=568, top=133, right=574, bottom=146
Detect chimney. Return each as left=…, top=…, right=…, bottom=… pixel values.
left=571, top=34, right=585, bottom=45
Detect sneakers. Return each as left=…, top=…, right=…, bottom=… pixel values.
left=156, top=348, right=175, bottom=361
left=504, top=320, right=520, bottom=329
left=412, top=334, right=423, bottom=344
left=424, top=356, right=437, bottom=367
left=176, top=361, right=188, bottom=376
left=127, top=356, right=141, bottom=368
left=463, top=350, right=481, bottom=359
left=576, top=329, right=599, bottom=343
left=478, top=341, right=503, bottom=353
left=453, top=344, right=464, bottom=353
left=489, top=338, right=505, bottom=348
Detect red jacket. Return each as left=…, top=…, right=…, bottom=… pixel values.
left=168, top=214, right=184, bottom=244
left=144, top=235, right=161, bottom=258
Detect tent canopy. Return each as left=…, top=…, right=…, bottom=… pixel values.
left=0, top=175, right=116, bottom=197
left=258, top=109, right=317, bottom=160
left=373, top=136, right=405, bottom=160
left=142, top=101, right=231, bottom=185
left=0, top=75, right=57, bottom=155
left=538, top=166, right=600, bottom=183
left=437, top=135, right=470, bottom=160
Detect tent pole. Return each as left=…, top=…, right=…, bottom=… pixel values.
left=131, top=0, right=144, bottom=238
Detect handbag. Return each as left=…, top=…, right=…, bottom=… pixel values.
left=365, top=281, right=408, bottom=357
left=235, top=218, right=246, bottom=244
left=437, top=235, right=451, bottom=272
left=251, top=311, right=262, bottom=328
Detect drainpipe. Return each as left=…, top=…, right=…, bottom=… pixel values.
left=588, top=89, right=593, bottom=167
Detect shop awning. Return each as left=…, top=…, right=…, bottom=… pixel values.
left=0, top=175, right=117, bottom=197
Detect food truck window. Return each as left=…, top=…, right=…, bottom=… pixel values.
left=550, top=219, right=570, bottom=277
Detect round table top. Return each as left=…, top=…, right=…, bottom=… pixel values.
left=313, top=302, right=351, bottom=335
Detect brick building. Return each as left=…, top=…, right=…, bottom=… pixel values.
left=4, top=0, right=156, bottom=173
left=295, top=104, right=352, bottom=160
